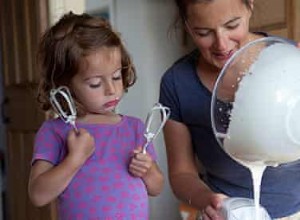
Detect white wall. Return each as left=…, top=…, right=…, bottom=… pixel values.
left=86, top=0, right=183, bottom=219
left=85, top=0, right=184, bottom=219
left=48, top=0, right=85, bottom=24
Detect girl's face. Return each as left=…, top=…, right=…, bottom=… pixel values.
left=186, top=0, right=253, bottom=69
left=70, top=47, right=124, bottom=115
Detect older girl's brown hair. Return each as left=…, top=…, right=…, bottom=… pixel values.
left=174, top=0, right=253, bottom=21
left=37, top=12, right=136, bottom=113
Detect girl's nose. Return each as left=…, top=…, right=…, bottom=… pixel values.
left=105, top=81, right=116, bottom=96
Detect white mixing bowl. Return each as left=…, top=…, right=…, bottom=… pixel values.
left=211, top=37, right=300, bottom=165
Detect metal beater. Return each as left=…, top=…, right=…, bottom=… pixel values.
left=142, top=103, right=170, bottom=154
left=49, top=86, right=78, bottom=132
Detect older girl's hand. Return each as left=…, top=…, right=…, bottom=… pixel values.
left=202, top=193, right=228, bottom=220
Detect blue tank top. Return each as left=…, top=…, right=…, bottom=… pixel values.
left=159, top=49, right=300, bottom=218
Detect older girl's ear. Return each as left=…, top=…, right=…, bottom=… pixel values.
left=249, top=0, right=254, bottom=10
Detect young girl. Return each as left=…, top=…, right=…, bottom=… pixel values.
left=28, top=12, right=164, bottom=220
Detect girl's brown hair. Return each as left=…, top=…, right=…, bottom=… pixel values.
left=37, top=12, right=136, bottom=113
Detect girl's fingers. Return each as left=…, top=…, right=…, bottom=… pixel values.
left=129, top=166, right=146, bottom=177
left=129, top=162, right=148, bottom=173
left=131, top=157, right=152, bottom=170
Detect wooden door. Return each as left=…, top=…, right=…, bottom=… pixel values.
left=250, top=0, right=300, bottom=41
left=0, top=0, right=57, bottom=219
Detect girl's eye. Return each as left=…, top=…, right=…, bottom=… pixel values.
left=87, top=78, right=102, bottom=88
left=112, top=69, right=122, bottom=80
left=89, top=83, right=101, bottom=88
left=113, top=75, right=122, bottom=80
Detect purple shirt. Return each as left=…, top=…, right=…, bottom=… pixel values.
left=32, top=115, right=156, bottom=220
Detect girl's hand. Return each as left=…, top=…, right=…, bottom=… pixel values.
left=128, top=146, right=153, bottom=177
left=66, top=128, right=95, bottom=166
left=202, top=193, right=228, bottom=220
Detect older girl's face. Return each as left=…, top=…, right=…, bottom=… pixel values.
left=186, top=0, right=253, bottom=69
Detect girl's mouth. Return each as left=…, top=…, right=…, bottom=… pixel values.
left=104, top=99, right=119, bottom=108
